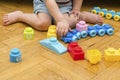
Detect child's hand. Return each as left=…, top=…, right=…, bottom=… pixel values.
left=71, top=9, right=80, bottom=17
left=71, top=9, right=85, bottom=21
left=56, top=19, right=71, bottom=37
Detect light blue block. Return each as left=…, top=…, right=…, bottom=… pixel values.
left=40, top=37, right=67, bottom=54
left=10, top=48, right=22, bottom=63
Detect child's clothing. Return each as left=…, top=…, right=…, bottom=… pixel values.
left=33, top=0, right=72, bottom=14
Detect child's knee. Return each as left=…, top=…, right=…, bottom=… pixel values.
left=34, top=20, right=51, bottom=31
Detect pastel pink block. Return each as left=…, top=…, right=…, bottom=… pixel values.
left=76, top=21, right=88, bottom=32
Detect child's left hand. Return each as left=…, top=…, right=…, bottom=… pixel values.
left=70, top=9, right=85, bottom=21
left=71, top=9, right=80, bottom=17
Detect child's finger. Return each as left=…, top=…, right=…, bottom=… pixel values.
left=63, top=28, right=68, bottom=36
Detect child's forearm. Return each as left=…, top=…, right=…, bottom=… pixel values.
left=45, top=0, right=64, bottom=22
left=72, top=0, right=83, bottom=11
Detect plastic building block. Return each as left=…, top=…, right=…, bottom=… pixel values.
left=98, top=9, right=108, bottom=17
left=10, top=48, right=22, bottom=63
left=87, top=24, right=114, bottom=37
left=102, top=24, right=114, bottom=35
left=91, top=7, right=120, bottom=21
left=94, top=24, right=106, bottom=36
left=106, top=10, right=116, bottom=19
left=24, top=27, right=34, bottom=40
left=76, top=21, right=88, bottom=32
left=87, top=26, right=97, bottom=37
left=86, top=49, right=102, bottom=64
left=47, top=25, right=57, bottom=38
left=91, top=7, right=101, bottom=14
left=104, top=48, right=120, bottom=61
left=40, top=37, right=67, bottom=54
left=114, top=12, right=120, bottom=21
left=61, top=29, right=81, bottom=43
left=68, top=42, right=84, bottom=60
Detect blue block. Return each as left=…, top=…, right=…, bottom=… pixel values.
left=94, top=24, right=105, bottom=36
left=102, top=24, right=114, bottom=35
left=61, top=30, right=81, bottom=43
left=87, top=26, right=97, bottom=37
left=10, top=48, right=22, bottom=63
left=40, top=37, right=67, bottom=54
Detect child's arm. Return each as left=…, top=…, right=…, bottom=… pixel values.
left=45, top=0, right=64, bottom=22
left=45, top=0, right=70, bottom=36
left=72, top=0, right=83, bottom=11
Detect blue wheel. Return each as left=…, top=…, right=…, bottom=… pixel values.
left=72, top=36, right=78, bottom=41
left=81, top=31, right=88, bottom=38
left=98, top=29, right=105, bottom=36
left=89, top=30, right=97, bottom=37
left=76, top=32, right=81, bottom=39
left=107, top=29, right=114, bottom=35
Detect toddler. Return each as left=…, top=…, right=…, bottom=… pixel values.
left=3, top=0, right=102, bottom=36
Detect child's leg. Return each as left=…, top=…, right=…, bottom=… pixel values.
left=3, top=11, right=51, bottom=31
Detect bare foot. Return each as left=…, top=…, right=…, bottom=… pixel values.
left=3, top=11, right=23, bottom=26
left=80, top=11, right=103, bottom=24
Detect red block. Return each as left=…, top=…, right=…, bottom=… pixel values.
left=68, top=42, right=84, bottom=60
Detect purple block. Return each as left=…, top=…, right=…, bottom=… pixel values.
left=76, top=21, right=88, bottom=32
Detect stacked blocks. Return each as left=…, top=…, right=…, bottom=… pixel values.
left=76, top=21, right=88, bottom=32
left=40, top=37, right=67, bottom=54
left=91, top=7, right=120, bottom=21
left=47, top=25, right=57, bottom=38
left=24, top=27, right=34, bottom=40
left=62, top=24, right=114, bottom=43
left=10, top=48, right=22, bottom=63
left=68, top=42, right=84, bottom=60
left=104, top=48, right=120, bottom=61
left=86, top=49, right=102, bottom=64
left=88, top=24, right=114, bottom=37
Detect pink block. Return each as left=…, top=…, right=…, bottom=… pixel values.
left=76, top=21, right=88, bottom=32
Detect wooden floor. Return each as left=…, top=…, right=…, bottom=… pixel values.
left=0, top=0, right=120, bottom=80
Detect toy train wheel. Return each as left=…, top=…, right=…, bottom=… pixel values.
left=114, top=15, right=120, bottom=21
left=106, top=13, right=112, bottom=19
left=98, top=12, right=104, bottom=17
left=91, top=10, right=97, bottom=14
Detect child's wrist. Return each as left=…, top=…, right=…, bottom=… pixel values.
left=72, top=8, right=80, bottom=11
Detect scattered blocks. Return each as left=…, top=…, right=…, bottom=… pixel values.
left=86, top=49, right=102, bottom=64
left=104, top=48, right=120, bottom=61
left=47, top=25, right=57, bottom=38
left=40, top=37, right=67, bottom=54
left=24, top=27, right=34, bottom=40
left=10, top=48, right=22, bottom=63
left=76, top=21, right=88, bottom=32
left=68, top=42, right=84, bottom=60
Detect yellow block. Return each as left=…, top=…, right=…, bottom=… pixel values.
left=86, top=49, right=102, bottom=64
left=24, top=27, right=34, bottom=40
left=104, top=48, right=120, bottom=61
left=47, top=25, right=57, bottom=38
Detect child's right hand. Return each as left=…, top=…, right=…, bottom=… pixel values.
left=56, top=19, right=71, bottom=37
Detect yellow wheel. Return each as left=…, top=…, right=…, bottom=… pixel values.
left=98, top=12, right=104, bottom=17
left=91, top=10, right=97, bottom=14
left=114, top=15, right=120, bottom=21
left=106, top=13, right=112, bottom=19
